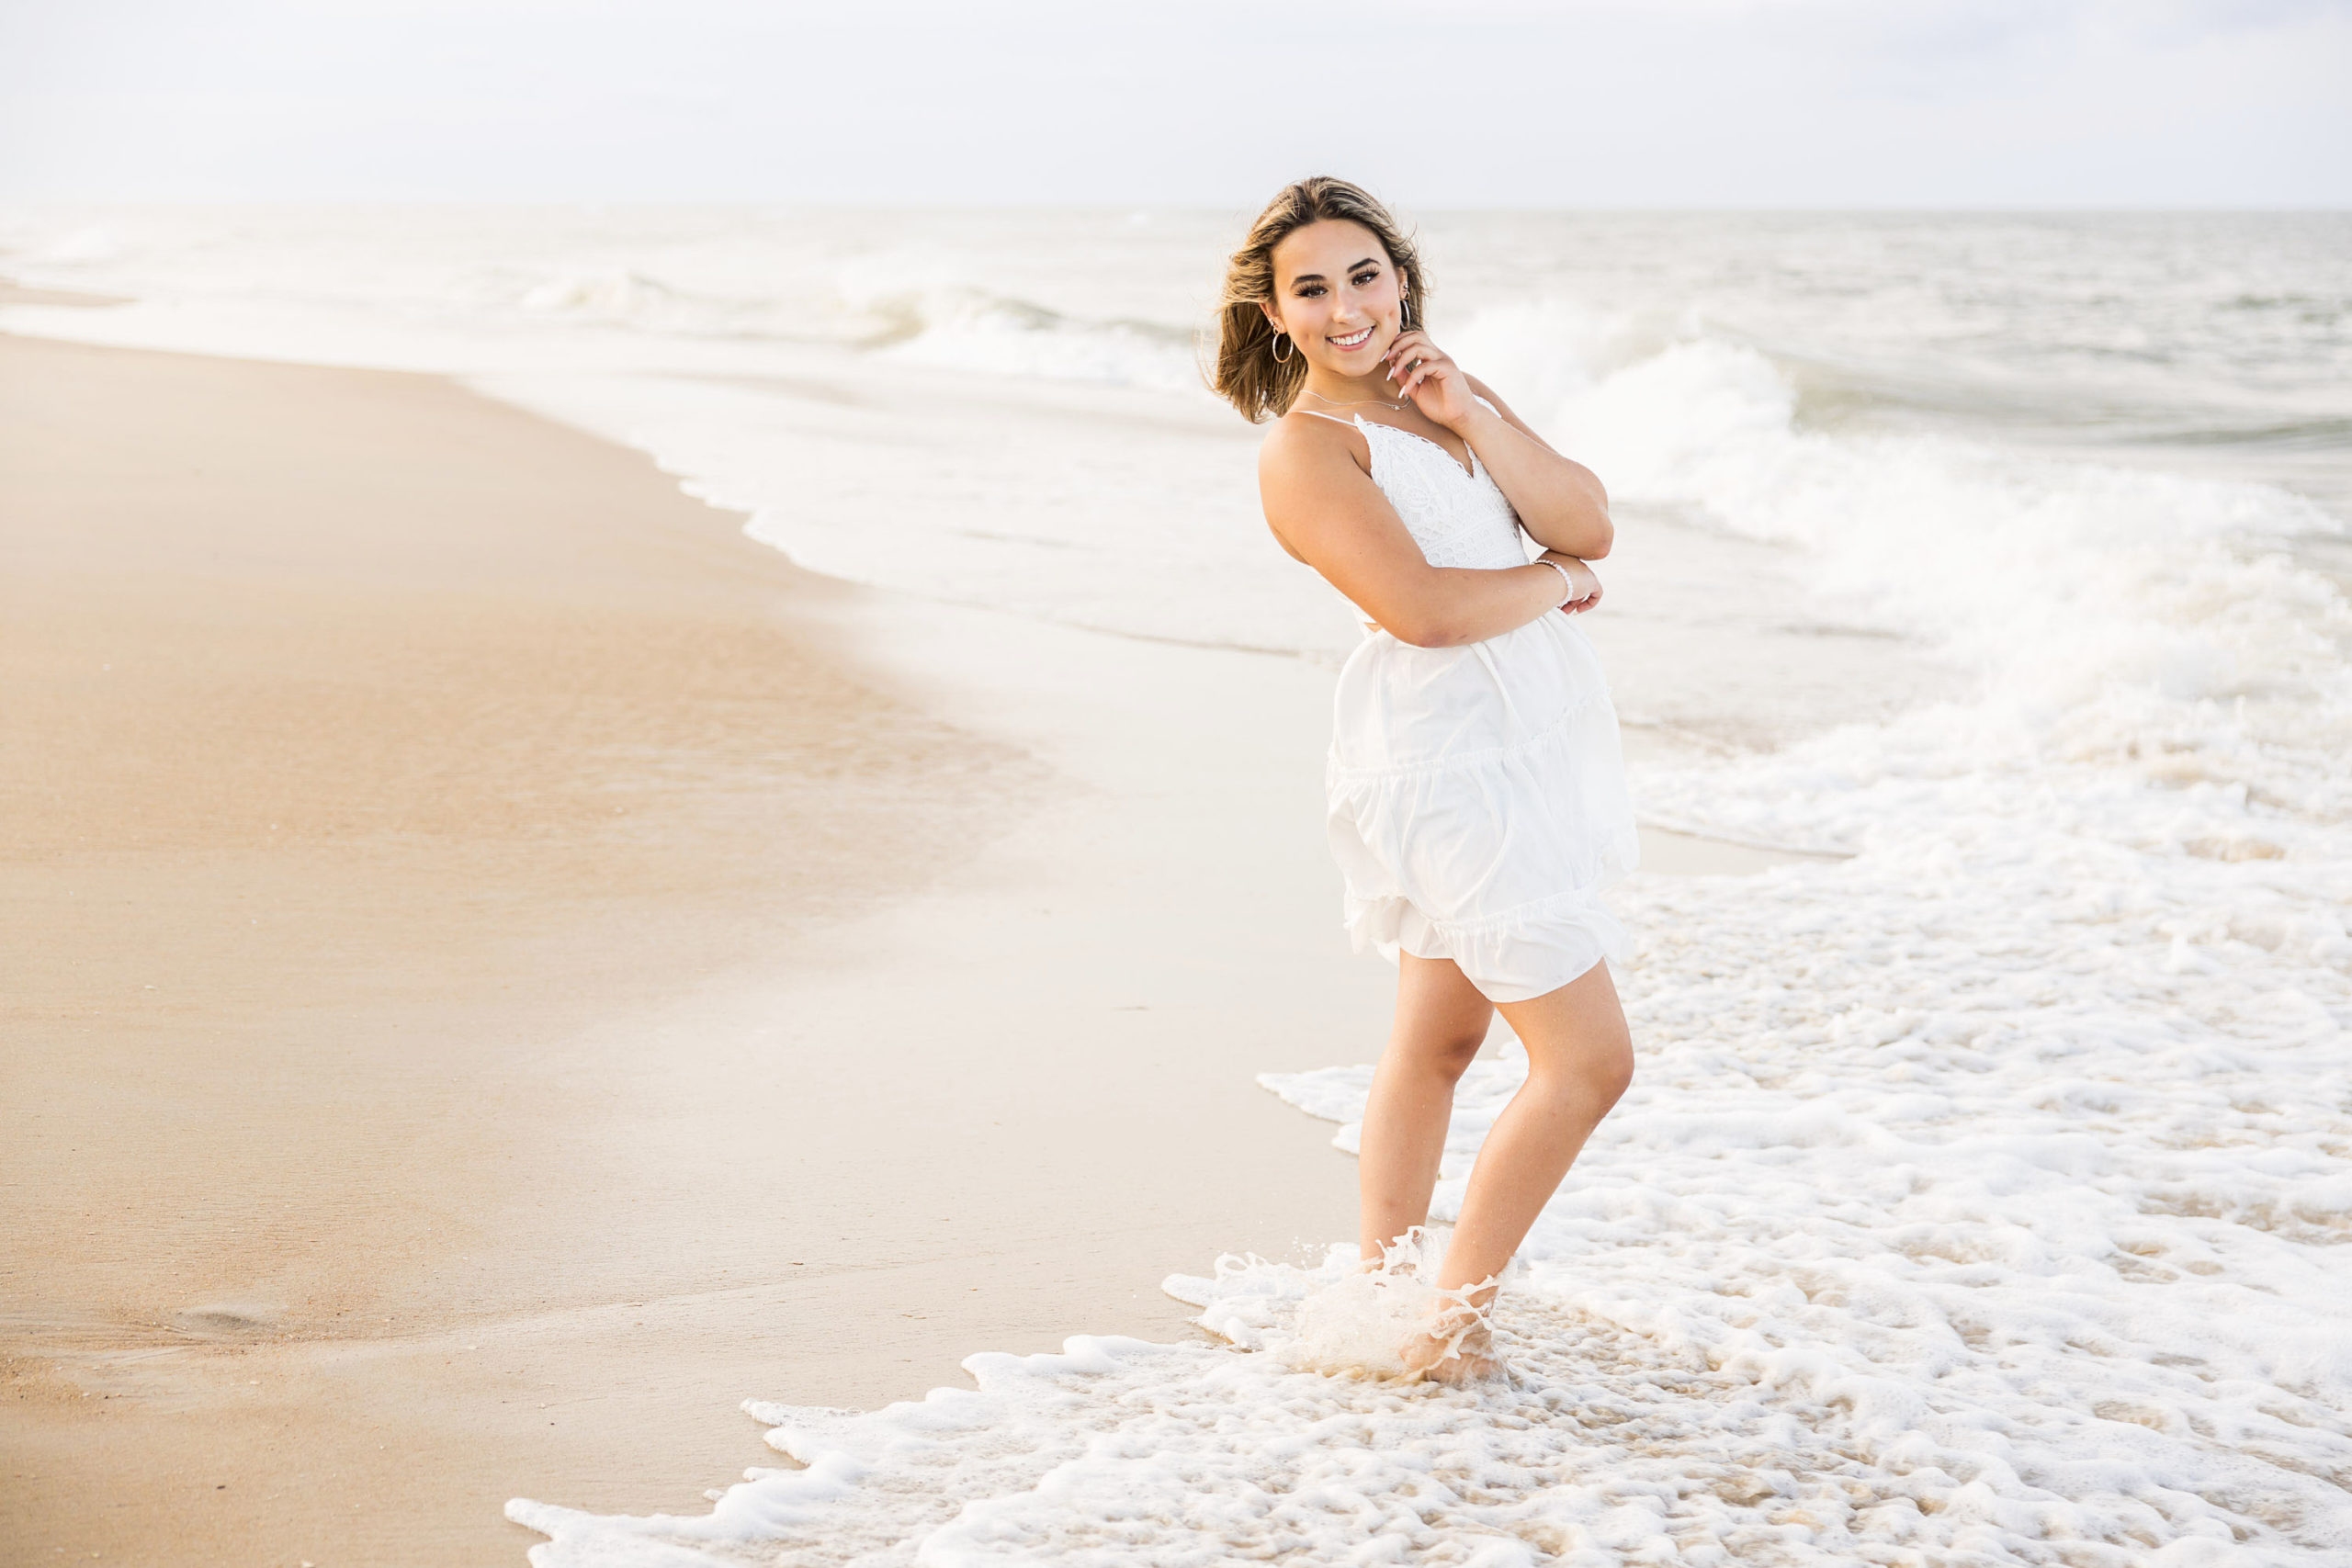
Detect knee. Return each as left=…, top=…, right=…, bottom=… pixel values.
left=1592, top=1043, right=1634, bottom=1108
left=1404, top=1032, right=1486, bottom=1083
left=1532, top=1038, right=1633, bottom=1111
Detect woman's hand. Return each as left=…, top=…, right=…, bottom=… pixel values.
left=1541, top=550, right=1603, bottom=613
left=1384, top=330, right=1478, bottom=431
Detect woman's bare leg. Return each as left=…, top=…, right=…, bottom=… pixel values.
left=1356, top=952, right=1493, bottom=1269
left=1404, top=959, right=1634, bottom=1381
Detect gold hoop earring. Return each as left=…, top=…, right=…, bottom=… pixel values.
left=1271, top=330, right=1294, bottom=364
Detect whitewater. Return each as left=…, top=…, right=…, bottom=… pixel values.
left=6, top=206, right=2346, bottom=1562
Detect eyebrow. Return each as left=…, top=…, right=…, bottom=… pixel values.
left=1288, top=256, right=1383, bottom=286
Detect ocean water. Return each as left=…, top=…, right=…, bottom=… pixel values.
left=7, top=206, right=2348, bottom=1562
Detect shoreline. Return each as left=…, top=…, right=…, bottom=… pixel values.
left=2, top=206, right=2342, bottom=1566
left=2, top=331, right=1808, bottom=1566
left=1, top=333, right=1330, bottom=1563
left=0, top=332, right=1048, bottom=1562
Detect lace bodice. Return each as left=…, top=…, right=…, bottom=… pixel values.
left=1297, top=395, right=1530, bottom=628
left=1354, top=403, right=1528, bottom=570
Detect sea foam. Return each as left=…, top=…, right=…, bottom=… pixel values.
left=507, top=794, right=2352, bottom=1561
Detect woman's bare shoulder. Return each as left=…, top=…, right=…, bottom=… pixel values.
left=1254, top=410, right=1392, bottom=564
left=1258, top=407, right=1370, bottom=482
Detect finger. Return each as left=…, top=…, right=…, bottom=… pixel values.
left=1406, top=360, right=1453, bottom=398
left=1382, top=332, right=1431, bottom=372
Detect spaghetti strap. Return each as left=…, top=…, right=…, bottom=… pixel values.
left=1292, top=407, right=1360, bottom=426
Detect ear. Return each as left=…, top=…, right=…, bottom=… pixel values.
left=1259, top=299, right=1283, bottom=333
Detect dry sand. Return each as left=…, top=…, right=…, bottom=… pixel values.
left=1, top=333, right=1782, bottom=1566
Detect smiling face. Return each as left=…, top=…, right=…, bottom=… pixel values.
left=1261, top=219, right=1407, bottom=379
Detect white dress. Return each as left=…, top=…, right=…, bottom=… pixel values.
left=1299, top=399, right=1639, bottom=1004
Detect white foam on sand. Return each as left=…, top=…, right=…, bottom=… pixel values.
left=503, top=793, right=2352, bottom=1562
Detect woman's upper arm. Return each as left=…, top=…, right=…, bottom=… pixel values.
left=1464, top=375, right=1561, bottom=456
left=1465, top=371, right=1611, bottom=555
left=1258, top=422, right=1442, bottom=641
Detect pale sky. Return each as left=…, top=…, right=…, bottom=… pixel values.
left=3, top=0, right=2346, bottom=207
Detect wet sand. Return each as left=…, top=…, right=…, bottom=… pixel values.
left=0, top=333, right=1793, bottom=1566
left=2, top=334, right=1352, bottom=1565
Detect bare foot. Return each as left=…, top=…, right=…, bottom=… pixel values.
left=1398, top=1303, right=1506, bottom=1385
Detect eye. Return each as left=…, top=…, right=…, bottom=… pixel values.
left=1352, top=269, right=1379, bottom=286
left=1296, top=284, right=1326, bottom=298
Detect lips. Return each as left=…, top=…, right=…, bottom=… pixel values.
left=1329, top=325, right=1375, bottom=350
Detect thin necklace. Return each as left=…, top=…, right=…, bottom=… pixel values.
left=1301, top=388, right=1407, bottom=412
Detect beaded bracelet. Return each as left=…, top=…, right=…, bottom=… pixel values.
left=1538, top=558, right=1577, bottom=606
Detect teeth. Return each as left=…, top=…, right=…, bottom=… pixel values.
left=1331, top=327, right=1373, bottom=346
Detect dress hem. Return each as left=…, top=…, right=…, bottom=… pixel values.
left=1341, top=843, right=1638, bottom=1005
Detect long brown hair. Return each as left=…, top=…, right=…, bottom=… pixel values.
left=1210, top=175, right=1427, bottom=424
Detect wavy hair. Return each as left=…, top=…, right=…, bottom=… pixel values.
left=1209, top=175, right=1427, bottom=423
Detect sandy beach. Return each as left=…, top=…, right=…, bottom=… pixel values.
left=0, top=332, right=1373, bottom=1562
left=4, top=329, right=1807, bottom=1563
left=4, top=1, right=2344, bottom=1547
left=6, top=200, right=2345, bottom=1566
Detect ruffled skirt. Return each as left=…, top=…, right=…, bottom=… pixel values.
left=1325, top=614, right=1638, bottom=1004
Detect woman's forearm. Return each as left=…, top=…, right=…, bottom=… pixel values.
left=1458, top=409, right=1613, bottom=558
left=1379, top=561, right=1570, bottom=649
left=1516, top=468, right=1612, bottom=558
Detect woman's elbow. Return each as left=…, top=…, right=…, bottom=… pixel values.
left=1387, top=616, right=1453, bottom=649
left=1564, top=502, right=1614, bottom=560
left=1382, top=605, right=1465, bottom=649
left=1572, top=472, right=1613, bottom=558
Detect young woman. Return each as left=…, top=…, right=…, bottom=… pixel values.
left=1213, top=177, right=1640, bottom=1383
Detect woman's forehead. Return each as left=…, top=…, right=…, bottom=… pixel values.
left=1272, top=220, right=1385, bottom=282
